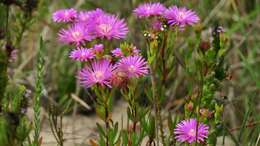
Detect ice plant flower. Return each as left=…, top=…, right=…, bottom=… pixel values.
left=78, top=59, right=114, bottom=88
left=77, top=8, right=105, bottom=24
left=93, top=14, right=128, bottom=39
left=69, top=48, right=95, bottom=61
left=133, top=2, right=166, bottom=18
left=117, top=56, right=149, bottom=78
left=111, top=48, right=124, bottom=57
left=164, top=6, right=199, bottom=29
left=174, top=119, right=209, bottom=143
left=92, top=44, right=104, bottom=54
left=58, top=23, right=93, bottom=46
left=52, top=8, right=77, bottom=23
left=132, top=47, right=140, bottom=55
left=151, top=19, right=163, bottom=31
left=111, top=69, right=128, bottom=87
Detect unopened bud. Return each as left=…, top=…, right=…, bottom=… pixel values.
left=185, top=102, right=193, bottom=111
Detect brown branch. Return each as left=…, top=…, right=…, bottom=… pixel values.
left=229, top=121, right=260, bottom=132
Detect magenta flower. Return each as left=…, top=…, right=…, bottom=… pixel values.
left=111, top=48, right=124, bottom=57
left=93, top=14, right=128, bottom=39
left=111, top=69, right=128, bottom=87
left=58, top=23, right=93, bottom=46
left=69, top=48, right=95, bottom=61
left=77, top=9, right=105, bottom=24
left=116, top=56, right=149, bottom=78
left=164, top=6, right=199, bottom=29
left=133, top=3, right=166, bottom=18
left=151, top=19, right=163, bottom=31
left=174, top=119, right=209, bottom=144
left=52, top=8, right=77, bottom=23
left=92, top=44, right=104, bottom=53
left=78, top=59, right=114, bottom=88
left=132, top=47, right=140, bottom=55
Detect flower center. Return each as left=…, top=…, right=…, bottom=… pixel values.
left=81, top=15, right=89, bottom=21
left=99, top=24, right=112, bottom=34
left=95, top=71, right=104, bottom=80
left=117, top=71, right=127, bottom=77
left=72, top=31, right=82, bottom=39
left=145, top=6, right=152, bottom=13
left=64, top=11, right=69, bottom=17
left=80, top=52, right=86, bottom=58
left=128, top=65, right=136, bottom=72
left=178, top=11, right=185, bottom=20
left=188, top=129, right=196, bottom=137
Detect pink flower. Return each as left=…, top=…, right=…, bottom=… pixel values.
left=133, top=2, right=166, bottom=18
left=77, top=9, right=105, bottom=24
left=69, top=48, right=95, bottom=61
left=111, top=48, right=124, bottom=57
left=92, top=14, right=128, bottom=39
left=164, top=6, right=199, bottom=29
left=78, top=59, right=114, bottom=88
left=58, top=23, right=93, bottom=46
left=116, top=56, right=149, bottom=78
left=111, top=69, right=128, bottom=87
left=174, top=119, right=209, bottom=143
left=52, top=8, right=77, bottom=23
left=151, top=19, right=163, bottom=31
left=92, top=44, right=104, bottom=54
left=132, top=47, right=140, bottom=55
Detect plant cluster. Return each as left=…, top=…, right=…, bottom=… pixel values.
left=0, top=0, right=40, bottom=146
left=51, top=2, right=231, bottom=146
left=0, top=0, right=258, bottom=146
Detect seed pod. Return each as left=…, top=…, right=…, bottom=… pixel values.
left=185, top=101, right=193, bottom=111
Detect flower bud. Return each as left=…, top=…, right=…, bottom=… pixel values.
left=199, top=108, right=214, bottom=118
left=199, top=41, right=210, bottom=54
left=185, top=102, right=193, bottom=111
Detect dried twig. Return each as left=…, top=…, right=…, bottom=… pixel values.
left=71, top=94, right=91, bottom=110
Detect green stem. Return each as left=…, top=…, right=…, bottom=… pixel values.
left=0, top=50, right=8, bottom=111
left=195, top=65, right=204, bottom=146
left=150, top=67, right=159, bottom=146
left=105, top=103, right=109, bottom=146
left=100, top=88, right=110, bottom=146
left=160, top=31, right=168, bottom=85
left=34, top=37, right=45, bottom=145
left=148, top=38, right=161, bottom=145
left=0, top=5, right=10, bottom=111
left=5, top=5, right=9, bottom=40
left=130, top=83, right=138, bottom=132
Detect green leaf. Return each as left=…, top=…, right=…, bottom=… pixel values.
left=96, top=123, right=106, bottom=137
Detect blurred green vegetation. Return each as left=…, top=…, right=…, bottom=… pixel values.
left=0, top=0, right=259, bottom=145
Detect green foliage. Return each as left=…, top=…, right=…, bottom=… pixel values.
left=0, top=0, right=259, bottom=146
left=33, top=36, right=45, bottom=145
left=0, top=84, right=31, bottom=146
left=0, top=50, right=8, bottom=103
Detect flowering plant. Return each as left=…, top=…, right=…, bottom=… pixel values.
left=50, top=1, right=253, bottom=146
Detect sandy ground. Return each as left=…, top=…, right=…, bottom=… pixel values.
left=38, top=101, right=128, bottom=146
